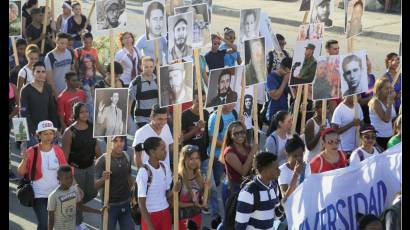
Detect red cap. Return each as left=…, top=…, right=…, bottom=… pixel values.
left=320, top=128, right=337, bottom=138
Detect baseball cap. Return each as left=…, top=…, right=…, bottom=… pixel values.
left=360, top=124, right=378, bottom=134
left=305, top=43, right=316, bottom=49
left=320, top=128, right=337, bottom=138
left=36, top=120, right=57, bottom=134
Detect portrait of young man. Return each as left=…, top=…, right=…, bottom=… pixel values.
left=311, top=0, right=333, bottom=27
left=159, top=62, right=193, bottom=107
left=346, top=0, right=364, bottom=38
left=206, top=66, right=243, bottom=107
left=168, top=11, right=193, bottom=62
left=94, top=88, right=128, bottom=137
left=340, top=52, right=368, bottom=97
left=144, top=0, right=166, bottom=40
left=97, top=0, right=127, bottom=30
left=244, top=37, right=266, bottom=86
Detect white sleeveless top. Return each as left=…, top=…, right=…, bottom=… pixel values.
left=304, top=118, right=330, bottom=163
left=369, top=98, right=396, bottom=138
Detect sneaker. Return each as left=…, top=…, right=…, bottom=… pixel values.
left=201, top=208, right=210, bottom=215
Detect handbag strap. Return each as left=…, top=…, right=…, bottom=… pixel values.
left=30, top=147, right=39, bottom=181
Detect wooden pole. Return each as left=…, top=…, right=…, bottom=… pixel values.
left=81, top=1, right=96, bottom=35
left=300, top=85, right=309, bottom=134
left=50, top=0, right=55, bottom=41
left=11, top=37, right=20, bottom=67
left=203, top=106, right=222, bottom=203
left=194, top=48, right=204, bottom=121
left=347, top=37, right=360, bottom=143
left=41, top=0, right=50, bottom=53
left=239, top=75, right=246, bottom=116
left=321, top=100, right=327, bottom=127
left=102, top=29, right=115, bottom=230
left=154, top=39, right=161, bottom=79
left=252, top=85, right=259, bottom=144
left=172, top=104, right=182, bottom=230
left=291, top=85, right=303, bottom=134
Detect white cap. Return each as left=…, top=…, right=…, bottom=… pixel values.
left=36, top=120, right=57, bottom=134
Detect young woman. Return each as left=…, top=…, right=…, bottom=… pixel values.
left=177, top=145, right=210, bottom=230
left=383, top=52, right=401, bottom=113
left=279, top=134, right=311, bottom=203
left=310, top=128, right=348, bottom=174
left=94, top=136, right=134, bottom=230
left=135, top=137, right=177, bottom=230
left=368, top=77, right=396, bottom=150
left=65, top=2, right=91, bottom=48
left=62, top=102, right=100, bottom=227
left=115, top=32, right=141, bottom=86
left=22, top=0, right=38, bottom=38
left=17, top=120, right=68, bottom=230
left=56, top=1, right=72, bottom=33
left=17, top=44, right=40, bottom=97
left=304, top=100, right=330, bottom=162
left=349, top=125, right=382, bottom=166
left=222, top=121, right=257, bottom=200
left=265, top=111, right=293, bottom=165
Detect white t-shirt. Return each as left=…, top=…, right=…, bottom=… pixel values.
left=136, top=162, right=172, bottom=213
left=18, top=65, right=34, bottom=85
left=278, top=162, right=311, bottom=186
left=32, top=149, right=60, bottom=198
left=331, top=103, right=364, bottom=152
left=132, top=124, right=173, bottom=167
left=369, top=99, right=396, bottom=137
left=349, top=147, right=382, bottom=166
left=114, top=48, right=141, bottom=85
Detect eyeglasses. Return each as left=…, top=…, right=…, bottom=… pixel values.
left=326, top=139, right=341, bottom=145
left=362, top=134, right=376, bottom=140
left=233, top=130, right=246, bottom=137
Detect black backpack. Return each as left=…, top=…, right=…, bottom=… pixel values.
left=223, top=177, right=260, bottom=230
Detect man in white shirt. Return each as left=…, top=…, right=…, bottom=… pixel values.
left=331, top=95, right=364, bottom=155
left=132, top=104, right=173, bottom=168
left=96, top=92, right=124, bottom=136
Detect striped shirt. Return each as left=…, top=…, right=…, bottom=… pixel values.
left=128, top=74, right=159, bottom=124
left=235, top=177, right=279, bottom=230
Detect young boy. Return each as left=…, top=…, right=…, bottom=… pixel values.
left=48, top=165, right=104, bottom=230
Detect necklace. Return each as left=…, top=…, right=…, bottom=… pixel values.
left=112, top=155, right=123, bottom=168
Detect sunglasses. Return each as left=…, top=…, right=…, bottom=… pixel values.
left=213, top=42, right=221, bottom=46
left=326, top=139, right=341, bottom=145
left=362, top=134, right=376, bottom=140
left=233, top=130, right=246, bottom=137
left=185, top=145, right=199, bottom=153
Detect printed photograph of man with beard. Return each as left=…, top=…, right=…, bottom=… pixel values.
left=168, top=11, right=193, bottom=62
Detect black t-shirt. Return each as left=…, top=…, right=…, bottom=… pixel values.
left=181, top=109, right=210, bottom=161
left=205, top=49, right=227, bottom=70
left=22, top=8, right=32, bottom=30
left=26, top=23, right=53, bottom=53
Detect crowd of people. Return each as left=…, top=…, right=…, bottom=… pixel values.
left=9, top=0, right=401, bottom=230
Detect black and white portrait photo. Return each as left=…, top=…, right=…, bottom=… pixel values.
left=144, top=0, right=167, bottom=40
left=206, top=66, right=244, bottom=108
left=9, top=0, right=22, bottom=37
left=290, top=39, right=322, bottom=85
left=175, top=3, right=211, bottom=48
left=159, top=62, right=194, bottom=107
left=339, top=50, right=368, bottom=97
left=96, top=0, right=127, bottom=31
left=244, top=37, right=266, bottom=86
left=345, top=0, right=364, bottom=38
left=93, top=88, right=128, bottom=137
left=310, top=0, right=334, bottom=27
left=184, top=0, right=213, bottom=22
left=168, top=11, right=193, bottom=62
left=240, top=8, right=261, bottom=42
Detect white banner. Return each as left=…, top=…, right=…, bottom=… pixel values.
left=284, top=143, right=402, bottom=230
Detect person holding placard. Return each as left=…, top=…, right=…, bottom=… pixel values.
left=65, top=2, right=91, bottom=49
left=95, top=61, right=125, bottom=89
left=56, top=1, right=72, bottom=33
left=115, top=32, right=142, bottom=86
left=135, top=35, right=168, bottom=66
left=265, top=57, right=292, bottom=124
left=94, top=136, right=134, bottom=230
left=265, top=111, right=293, bottom=166
left=304, top=101, right=330, bottom=162
left=383, top=52, right=401, bottom=113
left=331, top=96, right=364, bottom=156
left=22, top=0, right=39, bottom=38
left=220, top=27, right=242, bottom=67
left=206, top=34, right=238, bottom=70
left=9, top=39, right=28, bottom=84
left=349, top=125, right=383, bottom=166
left=17, top=44, right=40, bottom=96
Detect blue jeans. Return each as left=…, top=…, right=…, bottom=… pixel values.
left=32, top=198, right=48, bottom=230
left=108, top=201, right=134, bottom=230
left=221, top=179, right=241, bottom=207
left=201, top=159, right=220, bottom=218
